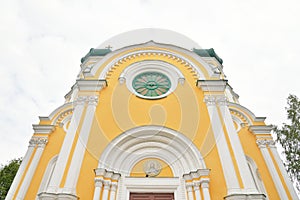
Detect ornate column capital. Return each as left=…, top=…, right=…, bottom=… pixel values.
left=29, top=136, right=48, bottom=148
left=36, top=137, right=48, bottom=148
left=200, top=178, right=210, bottom=188
left=110, top=182, right=118, bottom=192
left=204, top=96, right=216, bottom=106
left=74, top=96, right=87, bottom=106
left=87, top=95, right=99, bottom=106
left=256, top=139, right=275, bottom=148
left=216, top=96, right=228, bottom=106
left=186, top=182, right=194, bottom=192
left=94, top=178, right=103, bottom=188
left=103, top=180, right=111, bottom=190
left=193, top=180, right=201, bottom=191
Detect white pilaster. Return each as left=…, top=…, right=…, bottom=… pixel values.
left=269, top=142, right=298, bottom=199
left=200, top=178, right=211, bottom=200
left=46, top=96, right=86, bottom=193
left=193, top=181, right=201, bottom=200
left=15, top=137, right=48, bottom=199
left=63, top=96, right=98, bottom=194
left=186, top=182, right=194, bottom=200
left=110, top=182, right=118, bottom=200
left=204, top=96, right=240, bottom=194
left=93, top=178, right=103, bottom=200
left=217, top=97, right=258, bottom=193
left=102, top=180, right=111, bottom=200
left=256, top=140, right=288, bottom=199
left=5, top=138, right=36, bottom=200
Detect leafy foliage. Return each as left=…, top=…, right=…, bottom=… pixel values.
left=0, top=158, right=22, bottom=200
left=273, top=94, right=300, bottom=191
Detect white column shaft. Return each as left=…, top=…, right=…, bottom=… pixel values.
left=110, top=189, right=116, bottom=200
left=47, top=102, right=85, bottom=192
left=205, top=102, right=240, bottom=193
left=219, top=103, right=258, bottom=193
left=194, top=188, right=201, bottom=200
left=202, top=187, right=210, bottom=200
left=16, top=145, right=45, bottom=199
left=269, top=147, right=298, bottom=199
left=186, top=184, right=194, bottom=200
left=102, top=186, right=110, bottom=200
left=260, top=147, right=288, bottom=199
left=93, top=187, right=101, bottom=200
left=5, top=145, right=35, bottom=200
left=64, top=99, right=97, bottom=193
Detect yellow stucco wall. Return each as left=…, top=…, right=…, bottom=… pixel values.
left=19, top=46, right=291, bottom=200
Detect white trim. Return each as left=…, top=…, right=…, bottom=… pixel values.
left=46, top=99, right=85, bottom=193
left=120, top=60, right=185, bottom=99
left=269, top=146, right=298, bottom=199
left=258, top=145, right=288, bottom=199
left=37, top=155, right=58, bottom=194
left=249, top=126, right=273, bottom=135
left=228, top=103, right=266, bottom=123
left=197, top=80, right=227, bottom=92
left=16, top=139, right=47, bottom=199
left=87, top=42, right=217, bottom=80
left=98, top=125, right=206, bottom=176
left=245, top=156, right=268, bottom=198
left=32, top=125, right=55, bottom=135
left=121, top=177, right=181, bottom=200
left=218, top=99, right=258, bottom=194
left=76, top=79, right=107, bottom=91
left=204, top=96, right=240, bottom=194
left=5, top=145, right=35, bottom=200
left=64, top=96, right=98, bottom=194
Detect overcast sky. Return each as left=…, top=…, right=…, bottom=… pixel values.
left=0, top=0, right=299, bottom=165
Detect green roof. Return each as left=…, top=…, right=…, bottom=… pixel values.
left=81, top=48, right=112, bottom=63
left=193, top=48, right=223, bottom=64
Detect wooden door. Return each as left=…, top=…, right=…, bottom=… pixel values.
left=130, top=193, right=174, bottom=200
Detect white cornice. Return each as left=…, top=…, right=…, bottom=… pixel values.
left=249, top=125, right=273, bottom=134
left=87, top=41, right=221, bottom=80
left=197, top=80, right=227, bottom=92
left=32, top=125, right=55, bottom=134
left=76, top=79, right=107, bottom=91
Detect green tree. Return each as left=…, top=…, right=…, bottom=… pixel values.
left=0, top=158, right=22, bottom=200
left=273, top=94, right=300, bottom=192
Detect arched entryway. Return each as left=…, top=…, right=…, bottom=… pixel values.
left=93, top=125, right=211, bottom=200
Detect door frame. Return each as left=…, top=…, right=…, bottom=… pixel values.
left=120, top=177, right=183, bottom=200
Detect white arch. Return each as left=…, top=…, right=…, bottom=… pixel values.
left=98, top=125, right=206, bottom=177
left=87, top=41, right=216, bottom=80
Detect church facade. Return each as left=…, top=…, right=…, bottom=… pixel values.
left=6, top=29, right=298, bottom=200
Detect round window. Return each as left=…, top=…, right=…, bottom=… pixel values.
left=132, top=72, right=171, bottom=98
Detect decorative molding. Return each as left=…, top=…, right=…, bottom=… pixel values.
left=123, top=177, right=181, bottom=200
left=224, top=193, right=266, bottom=200
left=228, top=102, right=266, bottom=123
left=249, top=125, right=273, bottom=135
left=91, top=46, right=210, bottom=80
left=32, top=124, right=55, bottom=135
left=216, top=96, right=229, bottom=106
left=204, top=96, right=216, bottom=106
left=29, top=136, right=48, bottom=147
left=87, top=95, right=99, bottom=106
left=204, top=95, right=228, bottom=106
left=98, top=125, right=206, bottom=176
left=200, top=178, right=210, bottom=188
left=76, top=79, right=107, bottom=91
left=197, top=80, right=227, bottom=92
left=119, top=60, right=185, bottom=100
left=256, top=139, right=275, bottom=148
left=74, top=96, right=87, bottom=106
left=94, top=177, right=103, bottom=187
